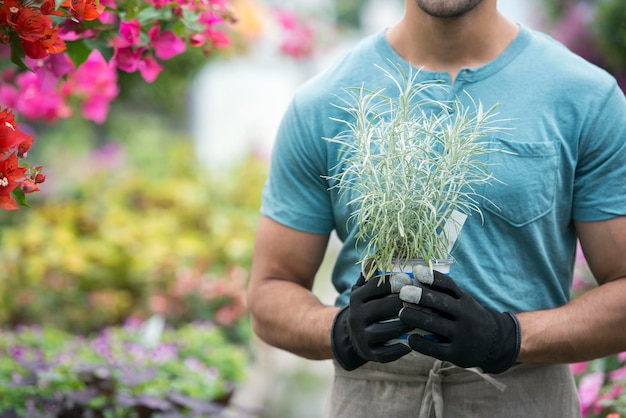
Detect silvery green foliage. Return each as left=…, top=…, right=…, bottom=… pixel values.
left=325, top=63, right=506, bottom=277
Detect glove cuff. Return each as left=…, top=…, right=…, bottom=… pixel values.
left=506, top=311, right=522, bottom=364
left=482, top=311, right=521, bottom=374
left=330, top=305, right=367, bottom=371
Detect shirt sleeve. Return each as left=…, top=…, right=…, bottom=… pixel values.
left=260, top=96, right=335, bottom=234
left=573, top=81, right=626, bottom=221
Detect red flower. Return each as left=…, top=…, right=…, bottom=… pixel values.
left=61, top=0, right=105, bottom=21
left=1, top=0, right=66, bottom=58
left=39, top=0, right=67, bottom=17
left=0, top=151, right=27, bottom=209
left=0, top=108, right=32, bottom=154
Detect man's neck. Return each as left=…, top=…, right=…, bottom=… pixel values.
left=386, top=2, right=519, bottom=82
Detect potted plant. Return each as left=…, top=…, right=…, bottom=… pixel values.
left=325, top=63, right=505, bottom=280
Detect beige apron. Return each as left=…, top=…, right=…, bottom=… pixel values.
left=326, top=352, right=581, bottom=418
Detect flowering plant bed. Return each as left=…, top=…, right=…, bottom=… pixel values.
left=0, top=0, right=237, bottom=209
left=0, top=320, right=251, bottom=417
left=0, top=0, right=316, bottom=210
left=0, top=114, right=264, bottom=336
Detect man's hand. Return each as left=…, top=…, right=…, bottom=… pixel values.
left=331, top=273, right=414, bottom=371
left=398, top=269, right=521, bottom=374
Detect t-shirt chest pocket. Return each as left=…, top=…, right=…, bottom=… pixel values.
left=481, top=138, right=560, bottom=227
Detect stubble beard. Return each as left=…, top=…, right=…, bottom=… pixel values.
left=414, top=0, right=484, bottom=18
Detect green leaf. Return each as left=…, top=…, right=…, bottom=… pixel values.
left=65, top=41, right=93, bottom=67
left=8, top=32, right=32, bottom=72
left=82, top=38, right=115, bottom=62
left=11, top=187, right=30, bottom=208
left=55, top=0, right=64, bottom=10
left=136, top=6, right=170, bottom=24
left=180, top=9, right=205, bottom=32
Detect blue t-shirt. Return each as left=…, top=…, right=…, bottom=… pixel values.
left=260, top=25, right=626, bottom=312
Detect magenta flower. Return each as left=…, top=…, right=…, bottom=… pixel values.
left=0, top=71, right=71, bottom=122
left=198, top=9, right=224, bottom=26
left=138, top=54, right=163, bottom=83
left=119, top=18, right=142, bottom=47
left=593, top=385, right=623, bottom=416
left=578, top=371, right=605, bottom=417
left=273, top=8, right=314, bottom=59
left=149, top=26, right=186, bottom=60
left=112, top=44, right=146, bottom=73
left=189, top=33, right=206, bottom=47
left=65, top=50, right=119, bottom=123
left=610, top=365, right=626, bottom=382
left=205, top=29, right=231, bottom=49
left=571, top=361, right=589, bottom=375
left=25, top=53, right=74, bottom=92
left=98, top=10, right=118, bottom=25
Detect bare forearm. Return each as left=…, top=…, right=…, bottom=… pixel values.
left=517, top=277, right=626, bottom=364
left=248, top=277, right=339, bottom=360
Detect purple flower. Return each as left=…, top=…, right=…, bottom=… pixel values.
left=126, top=342, right=149, bottom=364
left=9, top=345, right=27, bottom=361
left=184, top=357, right=204, bottom=371
left=151, top=343, right=178, bottom=364
left=91, top=332, right=113, bottom=361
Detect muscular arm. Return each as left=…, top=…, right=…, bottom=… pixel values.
left=517, top=216, right=626, bottom=363
left=247, top=215, right=339, bottom=360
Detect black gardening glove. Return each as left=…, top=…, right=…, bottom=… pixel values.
left=398, top=269, right=521, bottom=374
left=331, top=273, right=414, bottom=371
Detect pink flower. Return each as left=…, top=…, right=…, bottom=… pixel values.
left=208, top=0, right=230, bottom=8
left=575, top=240, right=587, bottom=264
left=118, top=18, right=142, bottom=47
left=112, top=44, right=146, bottom=73
left=98, top=10, right=117, bottom=25
left=578, top=372, right=604, bottom=417
left=149, top=26, right=186, bottom=60
left=198, top=10, right=224, bottom=26
left=610, top=365, right=626, bottom=382
left=273, top=8, right=315, bottom=59
left=618, top=351, right=626, bottom=363
left=25, top=53, right=74, bottom=92
left=593, top=385, right=623, bottom=415
left=0, top=71, right=71, bottom=122
left=138, top=54, right=163, bottom=83
left=65, top=50, right=118, bottom=123
left=149, top=294, right=169, bottom=314
left=189, top=33, right=206, bottom=47
left=205, top=29, right=230, bottom=49
left=571, top=361, right=589, bottom=375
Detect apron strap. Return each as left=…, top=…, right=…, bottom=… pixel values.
left=419, top=360, right=507, bottom=417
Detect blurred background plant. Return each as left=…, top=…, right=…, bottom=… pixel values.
left=0, top=0, right=316, bottom=208
left=541, top=0, right=626, bottom=91
left=0, top=0, right=317, bottom=414
left=570, top=244, right=626, bottom=418
left=0, top=320, right=250, bottom=416
left=543, top=2, right=626, bottom=415
left=0, top=112, right=265, bottom=338
left=0, top=110, right=266, bottom=414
